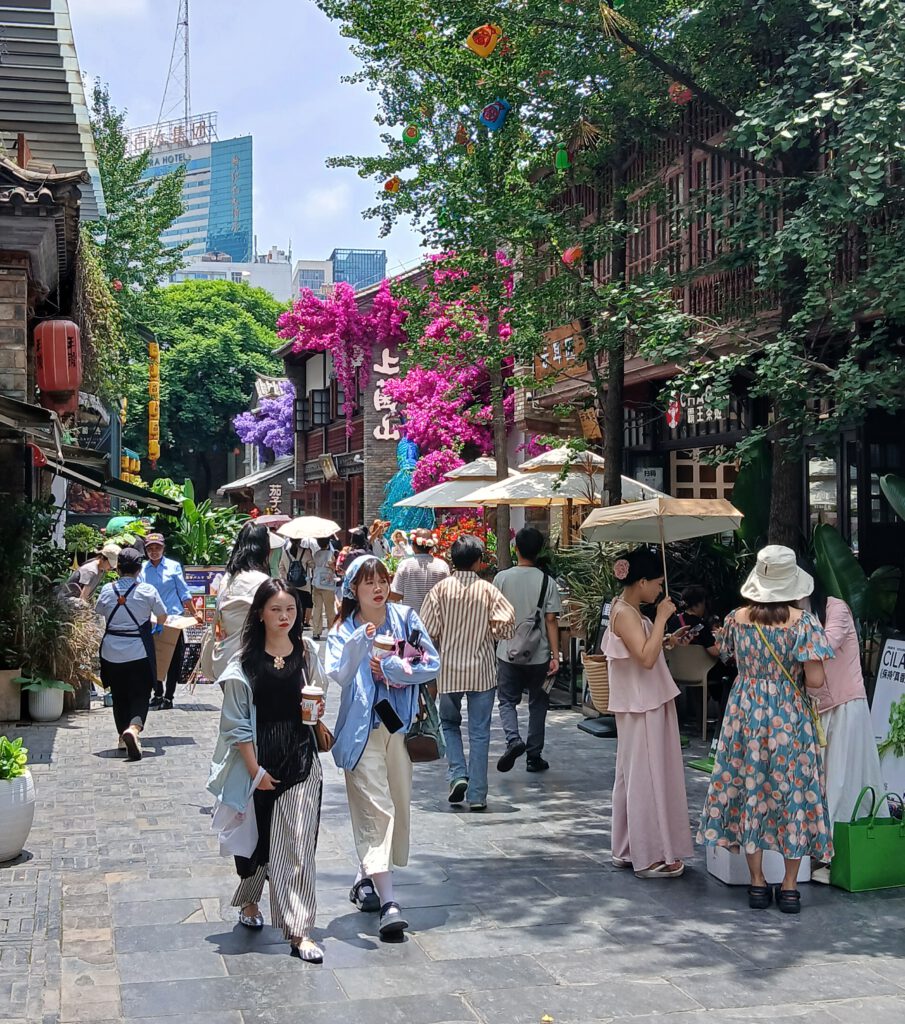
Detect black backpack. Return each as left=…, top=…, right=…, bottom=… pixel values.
left=287, top=557, right=307, bottom=588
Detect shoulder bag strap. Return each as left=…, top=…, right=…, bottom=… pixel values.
left=754, top=621, right=826, bottom=746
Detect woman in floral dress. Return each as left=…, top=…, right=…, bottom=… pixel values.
left=698, top=545, right=834, bottom=914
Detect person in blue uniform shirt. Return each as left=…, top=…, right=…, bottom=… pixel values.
left=139, top=532, right=200, bottom=709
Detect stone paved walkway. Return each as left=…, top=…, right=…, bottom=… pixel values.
left=2, top=674, right=905, bottom=1024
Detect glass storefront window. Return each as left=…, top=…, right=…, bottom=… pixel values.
left=807, top=456, right=837, bottom=532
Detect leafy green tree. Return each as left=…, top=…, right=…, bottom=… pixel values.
left=86, top=81, right=187, bottom=312
left=122, top=281, right=285, bottom=496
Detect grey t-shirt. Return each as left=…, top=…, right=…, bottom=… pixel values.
left=493, top=566, right=562, bottom=665
left=96, top=580, right=167, bottom=663
left=66, top=558, right=102, bottom=599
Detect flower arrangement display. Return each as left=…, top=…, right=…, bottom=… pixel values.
left=233, top=382, right=295, bottom=457
left=434, top=512, right=497, bottom=560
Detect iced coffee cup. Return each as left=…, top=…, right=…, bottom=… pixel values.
left=301, top=685, right=324, bottom=724
left=372, top=635, right=396, bottom=660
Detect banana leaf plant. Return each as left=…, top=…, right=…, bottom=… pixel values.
left=813, top=522, right=901, bottom=675
left=144, top=479, right=248, bottom=566
left=880, top=474, right=905, bottom=520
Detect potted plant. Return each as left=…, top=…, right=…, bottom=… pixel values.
left=13, top=675, right=75, bottom=723
left=0, top=736, right=35, bottom=862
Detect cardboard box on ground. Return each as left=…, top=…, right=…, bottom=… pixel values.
left=153, top=616, right=198, bottom=678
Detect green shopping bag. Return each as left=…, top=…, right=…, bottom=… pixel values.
left=831, top=786, right=905, bottom=892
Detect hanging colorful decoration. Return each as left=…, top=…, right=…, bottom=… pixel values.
left=668, top=81, right=693, bottom=105
left=499, top=35, right=513, bottom=57
left=384, top=175, right=402, bottom=193
left=555, top=142, right=571, bottom=172
left=402, top=124, right=422, bottom=146
left=454, top=122, right=469, bottom=147
left=147, top=338, right=161, bottom=465
left=417, top=103, right=433, bottom=121
left=466, top=142, right=476, bottom=156
left=480, top=98, right=510, bottom=131
left=465, top=23, right=502, bottom=58
left=562, top=245, right=584, bottom=267
left=112, top=279, right=123, bottom=292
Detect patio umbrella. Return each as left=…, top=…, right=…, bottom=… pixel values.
left=254, top=513, right=291, bottom=528
left=394, top=459, right=520, bottom=509
left=277, top=515, right=341, bottom=540
left=580, top=497, right=743, bottom=589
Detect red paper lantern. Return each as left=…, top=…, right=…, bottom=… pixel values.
left=112, top=279, right=123, bottom=292
left=35, top=319, right=82, bottom=398
left=562, top=246, right=583, bottom=267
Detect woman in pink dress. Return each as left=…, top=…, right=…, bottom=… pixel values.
left=602, top=548, right=694, bottom=879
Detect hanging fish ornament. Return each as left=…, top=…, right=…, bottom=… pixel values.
left=465, top=23, right=502, bottom=58
left=555, top=143, right=571, bottom=172
left=480, top=98, right=511, bottom=131
left=402, top=124, right=422, bottom=146
left=455, top=122, right=469, bottom=147
left=384, top=175, right=402, bottom=193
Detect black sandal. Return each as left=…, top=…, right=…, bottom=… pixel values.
left=349, top=878, right=380, bottom=913
left=747, top=885, right=772, bottom=910
left=775, top=886, right=801, bottom=914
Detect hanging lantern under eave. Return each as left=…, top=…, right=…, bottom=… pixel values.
left=148, top=441, right=161, bottom=461
left=148, top=362, right=160, bottom=381
left=668, top=81, right=693, bottom=105
left=562, top=245, right=584, bottom=267
left=384, top=175, right=402, bottom=193
left=120, top=455, right=129, bottom=473
left=480, top=98, right=510, bottom=131
left=402, top=124, right=421, bottom=147
left=148, top=422, right=160, bottom=442
left=465, top=23, right=502, bottom=58
left=555, top=143, right=571, bottom=172
left=147, top=341, right=160, bottom=359
left=34, top=319, right=82, bottom=398
left=148, top=379, right=160, bottom=400
left=148, top=400, right=159, bottom=420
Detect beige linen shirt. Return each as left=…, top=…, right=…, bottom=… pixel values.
left=420, top=571, right=515, bottom=693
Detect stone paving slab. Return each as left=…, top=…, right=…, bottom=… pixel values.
left=2, top=672, right=905, bottom=1023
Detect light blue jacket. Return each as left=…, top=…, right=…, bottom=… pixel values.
left=206, top=637, right=328, bottom=812
left=324, top=603, right=440, bottom=772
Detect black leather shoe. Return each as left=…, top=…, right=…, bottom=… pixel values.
left=747, top=884, right=772, bottom=910
left=526, top=756, right=549, bottom=772
left=775, top=886, right=801, bottom=914
left=496, top=740, right=526, bottom=773
left=148, top=696, right=164, bottom=710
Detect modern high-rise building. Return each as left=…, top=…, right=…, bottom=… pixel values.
left=290, top=249, right=387, bottom=299
left=168, top=247, right=293, bottom=302
left=127, top=113, right=253, bottom=262
left=330, top=248, right=387, bottom=292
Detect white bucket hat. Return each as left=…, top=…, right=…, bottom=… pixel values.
left=740, top=545, right=814, bottom=604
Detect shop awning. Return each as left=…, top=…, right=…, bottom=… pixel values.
left=0, top=393, right=63, bottom=454
left=41, top=450, right=181, bottom=513
left=218, top=455, right=294, bottom=495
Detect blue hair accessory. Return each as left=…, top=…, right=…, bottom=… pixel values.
left=341, top=554, right=379, bottom=600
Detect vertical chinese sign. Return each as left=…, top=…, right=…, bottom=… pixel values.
left=363, top=344, right=402, bottom=519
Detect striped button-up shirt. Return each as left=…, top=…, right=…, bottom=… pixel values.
left=420, top=571, right=515, bottom=693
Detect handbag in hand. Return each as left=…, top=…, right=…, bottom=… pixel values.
left=405, top=684, right=445, bottom=763
left=313, top=719, right=334, bottom=753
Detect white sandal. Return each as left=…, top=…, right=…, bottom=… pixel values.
left=634, top=861, right=685, bottom=879
left=611, top=856, right=633, bottom=869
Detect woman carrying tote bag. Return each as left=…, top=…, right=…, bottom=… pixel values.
left=207, top=579, right=329, bottom=963
left=206, top=522, right=271, bottom=683
left=324, top=554, right=439, bottom=938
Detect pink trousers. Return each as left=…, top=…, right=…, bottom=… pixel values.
left=611, top=700, right=693, bottom=868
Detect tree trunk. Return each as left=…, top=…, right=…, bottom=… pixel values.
left=602, top=159, right=628, bottom=507
left=768, top=414, right=803, bottom=548
left=488, top=361, right=511, bottom=569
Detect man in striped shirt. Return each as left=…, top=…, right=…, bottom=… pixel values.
left=389, top=529, right=450, bottom=615
left=420, top=535, right=515, bottom=811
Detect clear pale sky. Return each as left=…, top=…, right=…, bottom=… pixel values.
left=68, top=0, right=423, bottom=275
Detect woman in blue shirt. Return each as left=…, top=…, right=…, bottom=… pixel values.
left=96, top=547, right=167, bottom=760
left=325, top=555, right=439, bottom=938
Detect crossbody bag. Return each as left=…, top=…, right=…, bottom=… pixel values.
left=754, top=622, right=827, bottom=747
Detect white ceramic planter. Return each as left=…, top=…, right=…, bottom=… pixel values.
left=0, top=769, right=36, bottom=862
left=28, top=687, right=65, bottom=723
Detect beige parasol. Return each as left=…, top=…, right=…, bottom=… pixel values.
left=394, top=458, right=519, bottom=509
left=277, top=515, right=341, bottom=540
left=580, top=497, right=743, bottom=588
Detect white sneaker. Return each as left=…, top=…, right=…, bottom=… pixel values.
left=121, top=727, right=142, bottom=761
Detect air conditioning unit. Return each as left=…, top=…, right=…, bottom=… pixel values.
left=320, top=454, right=338, bottom=481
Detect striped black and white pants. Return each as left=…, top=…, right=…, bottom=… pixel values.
left=231, top=757, right=323, bottom=939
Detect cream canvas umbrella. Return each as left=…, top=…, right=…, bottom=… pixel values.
left=580, top=497, right=743, bottom=588
left=394, top=458, right=519, bottom=509
left=462, top=447, right=662, bottom=543
left=277, top=515, right=342, bottom=540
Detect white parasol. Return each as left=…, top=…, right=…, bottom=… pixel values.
left=277, top=515, right=341, bottom=540
left=395, top=459, right=519, bottom=509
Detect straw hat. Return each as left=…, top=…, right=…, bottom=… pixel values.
left=740, top=545, right=814, bottom=603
